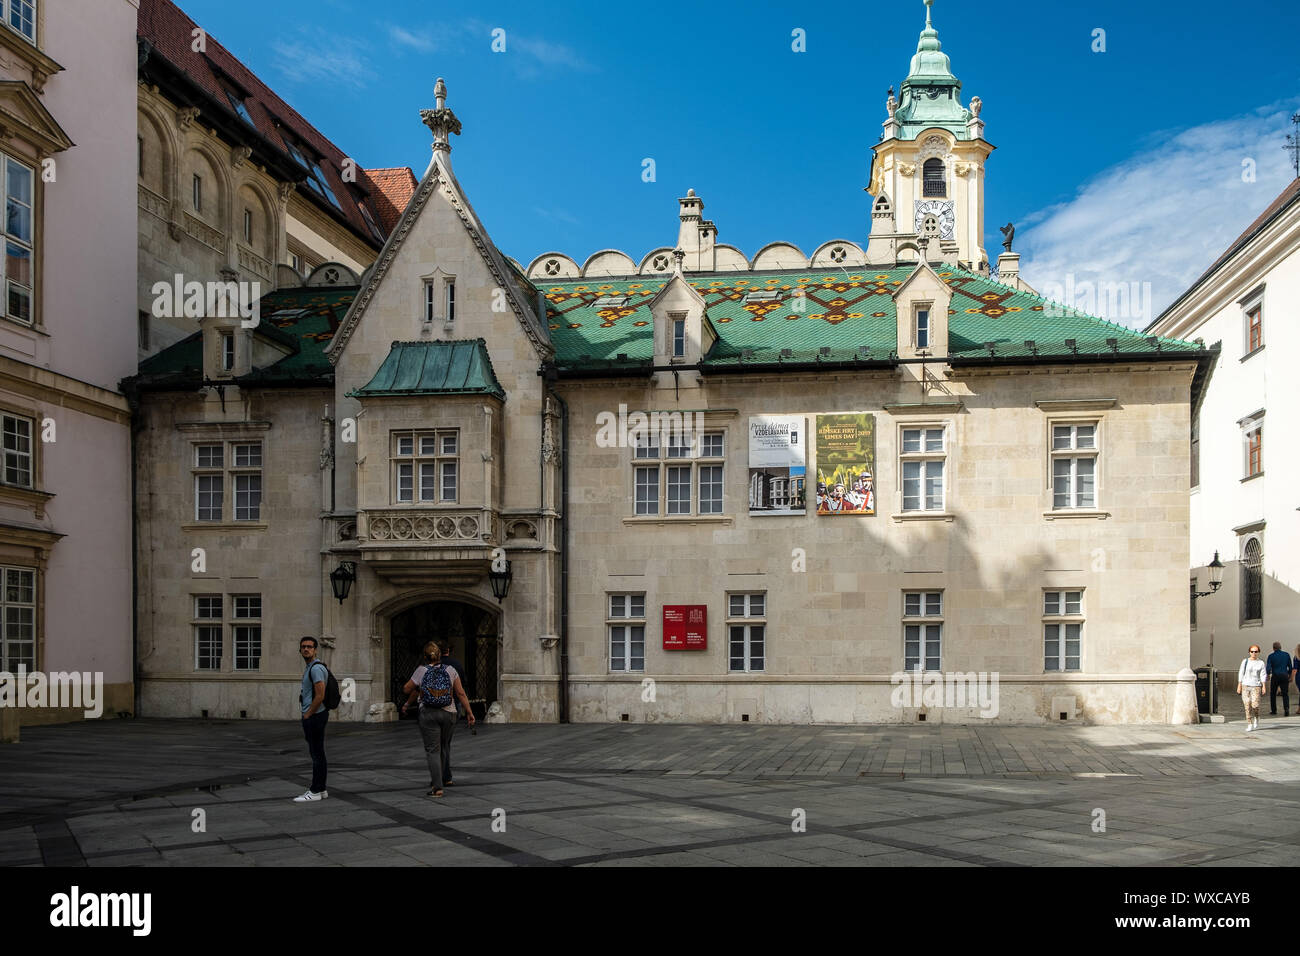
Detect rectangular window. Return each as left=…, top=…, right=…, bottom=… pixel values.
left=1050, top=422, right=1098, bottom=509
left=243, top=208, right=253, bottom=243
left=900, top=426, right=945, bottom=512
left=631, top=429, right=724, bottom=516
left=916, top=308, right=930, bottom=349
left=139, top=310, right=151, bottom=351
left=1247, top=305, right=1263, bottom=353
left=727, top=592, right=765, bottom=672
left=1190, top=415, right=1199, bottom=488
left=291, top=253, right=303, bottom=275
left=221, top=332, right=235, bottom=372
left=608, top=593, right=645, bottom=672
left=194, top=444, right=223, bottom=521
left=232, top=595, right=262, bottom=670
left=392, top=430, right=458, bottom=504
left=232, top=442, right=262, bottom=521
left=1245, top=421, right=1262, bottom=478
left=2, top=1, right=36, bottom=44
left=1043, top=590, right=1083, bottom=671
left=424, top=280, right=435, bottom=323
left=902, top=591, right=942, bottom=672
left=2, top=413, right=31, bottom=487
left=1190, top=578, right=1198, bottom=632
left=445, top=280, right=455, bottom=322
left=0, top=566, right=35, bottom=672
left=4, top=155, right=34, bottom=324
left=193, top=173, right=202, bottom=212
left=138, top=136, right=143, bottom=178
left=672, top=318, right=685, bottom=358
left=194, top=595, right=222, bottom=670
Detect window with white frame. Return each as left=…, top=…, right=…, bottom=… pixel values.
left=900, top=426, right=945, bottom=512
left=3, top=0, right=35, bottom=43
left=232, top=595, right=262, bottom=670
left=915, top=306, right=931, bottom=350
left=1043, top=590, right=1083, bottom=671
left=0, top=566, right=35, bottom=671
left=903, top=591, right=942, bottom=672
left=2, top=413, right=32, bottom=487
left=1243, top=416, right=1263, bottom=479
left=392, top=430, right=458, bottom=504
left=193, top=441, right=262, bottom=522
left=445, top=280, right=456, bottom=323
left=194, top=595, right=222, bottom=670
left=728, top=592, right=765, bottom=672
left=424, top=279, right=435, bottom=323
left=632, top=428, right=724, bottom=516
left=671, top=315, right=686, bottom=358
left=4, top=155, right=34, bottom=324
left=607, top=593, right=645, bottom=672
left=220, top=332, right=235, bottom=372
left=1050, top=421, right=1097, bottom=509
left=1244, top=295, right=1264, bottom=355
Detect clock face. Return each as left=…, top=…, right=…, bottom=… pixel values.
left=914, top=200, right=955, bottom=239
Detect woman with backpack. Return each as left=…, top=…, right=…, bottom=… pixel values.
left=401, top=641, right=476, bottom=797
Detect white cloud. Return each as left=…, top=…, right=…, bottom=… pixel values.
left=271, top=32, right=376, bottom=87
left=463, top=18, right=595, bottom=78
left=389, top=25, right=437, bottom=53
left=1018, top=102, right=1299, bottom=329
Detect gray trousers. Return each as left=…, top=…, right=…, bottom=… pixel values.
left=417, top=707, right=455, bottom=789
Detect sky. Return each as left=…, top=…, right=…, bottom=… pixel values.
left=177, top=0, right=1300, bottom=328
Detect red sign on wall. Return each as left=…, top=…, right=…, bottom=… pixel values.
left=663, top=605, right=707, bottom=650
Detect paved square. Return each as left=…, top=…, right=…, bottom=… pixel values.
left=2, top=717, right=1298, bottom=866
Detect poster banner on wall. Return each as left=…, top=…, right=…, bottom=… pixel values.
left=747, top=416, right=806, bottom=515
left=663, top=605, right=707, bottom=650
left=815, top=413, right=876, bottom=515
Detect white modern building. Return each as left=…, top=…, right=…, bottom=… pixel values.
left=1148, top=178, right=1300, bottom=677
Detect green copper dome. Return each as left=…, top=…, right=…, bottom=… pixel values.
left=893, top=0, right=972, bottom=141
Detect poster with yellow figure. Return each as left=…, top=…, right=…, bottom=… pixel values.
left=815, top=413, right=875, bottom=516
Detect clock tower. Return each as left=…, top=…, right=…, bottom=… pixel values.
left=866, top=0, right=994, bottom=272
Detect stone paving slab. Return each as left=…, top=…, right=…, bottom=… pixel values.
left=2, top=718, right=1300, bottom=866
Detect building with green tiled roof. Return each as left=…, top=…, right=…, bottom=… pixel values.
left=129, top=2, right=1215, bottom=730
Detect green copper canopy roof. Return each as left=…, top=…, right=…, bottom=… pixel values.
left=351, top=339, right=505, bottom=399
left=892, top=0, right=972, bottom=141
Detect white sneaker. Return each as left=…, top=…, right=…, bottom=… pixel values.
left=1247, top=721, right=1256, bottom=732
left=293, top=790, right=328, bottom=802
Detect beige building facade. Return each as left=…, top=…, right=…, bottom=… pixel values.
left=130, top=7, right=1211, bottom=726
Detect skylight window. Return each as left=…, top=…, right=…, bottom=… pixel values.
left=743, top=290, right=780, bottom=304
left=224, top=89, right=255, bottom=127
left=593, top=295, right=629, bottom=309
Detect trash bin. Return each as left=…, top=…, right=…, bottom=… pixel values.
left=1194, top=666, right=1217, bottom=715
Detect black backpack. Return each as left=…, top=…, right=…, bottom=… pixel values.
left=309, top=660, right=342, bottom=711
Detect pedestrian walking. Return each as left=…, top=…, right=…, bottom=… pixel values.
left=1238, top=644, right=1268, bottom=732
left=401, top=641, right=475, bottom=797
left=1267, top=641, right=1292, bottom=717
left=437, top=640, right=467, bottom=786
left=295, top=636, right=329, bottom=801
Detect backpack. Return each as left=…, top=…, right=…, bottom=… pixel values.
left=420, top=663, right=453, bottom=709
left=309, top=661, right=342, bottom=711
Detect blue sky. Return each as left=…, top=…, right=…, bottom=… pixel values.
left=179, top=0, right=1300, bottom=325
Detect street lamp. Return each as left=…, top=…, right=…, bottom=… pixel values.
left=330, top=561, right=356, bottom=604
left=1192, top=551, right=1224, bottom=599
left=488, top=560, right=513, bottom=603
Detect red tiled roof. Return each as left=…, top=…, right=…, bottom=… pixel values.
left=138, top=0, right=389, bottom=250
left=365, top=166, right=418, bottom=233
left=1153, top=177, right=1300, bottom=327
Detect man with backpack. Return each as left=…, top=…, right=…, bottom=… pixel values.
left=295, top=635, right=336, bottom=802
left=400, top=641, right=475, bottom=797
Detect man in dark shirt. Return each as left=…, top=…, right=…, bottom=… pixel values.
left=1267, top=641, right=1292, bottom=717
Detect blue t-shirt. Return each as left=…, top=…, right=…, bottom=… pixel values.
left=1266, top=650, right=1292, bottom=678
left=302, top=660, right=328, bottom=714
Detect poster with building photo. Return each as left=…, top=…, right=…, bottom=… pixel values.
left=747, top=416, right=806, bottom=515
left=815, top=413, right=876, bottom=516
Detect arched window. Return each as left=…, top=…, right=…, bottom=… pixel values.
left=923, top=159, right=946, bottom=198
left=1242, top=538, right=1263, bottom=624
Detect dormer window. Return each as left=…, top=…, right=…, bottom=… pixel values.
left=672, top=317, right=686, bottom=358
left=923, top=159, right=946, bottom=198
left=424, top=280, right=435, bottom=323
left=916, top=308, right=931, bottom=349
left=445, top=280, right=455, bottom=323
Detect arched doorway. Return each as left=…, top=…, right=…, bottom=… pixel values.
left=390, top=600, right=498, bottom=720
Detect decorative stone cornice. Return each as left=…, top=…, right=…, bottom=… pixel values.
left=175, top=105, right=200, bottom=131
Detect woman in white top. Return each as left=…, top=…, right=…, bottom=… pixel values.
left=1237, top=644, right=1268, bottom=731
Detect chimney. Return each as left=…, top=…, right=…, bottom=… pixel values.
left=677, top=189, right=704, bottom=269
left=997, top=251, right=1021, bottom=288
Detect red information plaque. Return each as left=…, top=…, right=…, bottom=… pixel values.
left=663, top=605, right=707, bottom=650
